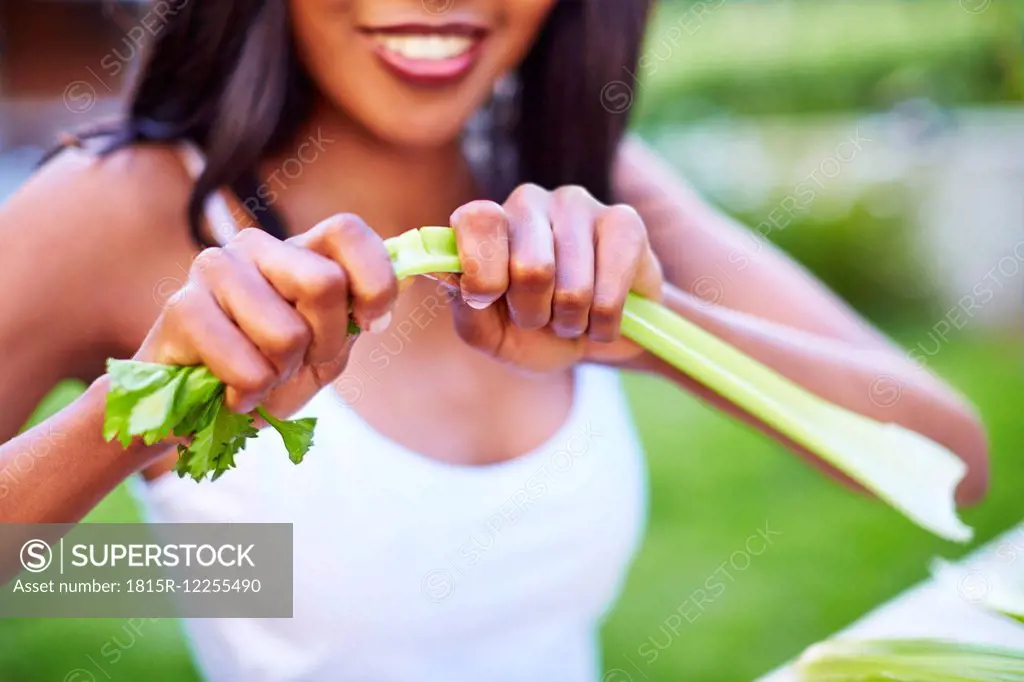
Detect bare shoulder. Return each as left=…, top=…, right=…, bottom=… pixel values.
left=0, top=142, right=201, bottom=360
left=4, top=142, right=196, bottom=250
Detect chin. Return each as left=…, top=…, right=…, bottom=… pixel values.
left=359, top=107, right=476, bottom=152
left=387, top=124, right=467, bottom=151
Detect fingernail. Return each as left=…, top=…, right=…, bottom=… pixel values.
left=368, top=311, right=392, bottom=334
left=465, top=296, right=493, bottom=310
left=280, top=363, right=299, bottom=384
left=235, top=395, right=259, bottom=415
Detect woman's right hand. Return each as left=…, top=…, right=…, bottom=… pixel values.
left=134, top=214, right=398, bottom=420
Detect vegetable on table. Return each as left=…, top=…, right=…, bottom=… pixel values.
left=104, top=226, right=973, bottom=544
left=793, top=638, right=1024, bottom=681
left=792, top=556, right=1024, bottom=679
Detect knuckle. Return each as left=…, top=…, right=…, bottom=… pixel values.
left=301, top=264, right=348, bottom=304
left=590, top=295, right=624, bottom=323
left=603, top=204, right=646, bottom=238
left=356, top=276, right=398, bottom=312
left=354, top=255, right=399, bottom=308
left=318, top=213, right=369, bottom=242
left=507, top=182, right=546, bottom=207
left=606, top=203, right=643, bottom=225
left=230, top=227, right=270, bottom=250
left=452, top=200, right=505, bottom=228
left=191, top=247, right=226, bottom=275
left=553, top=286, right=594, bottom=315
left=264, top=320, right=312, bottom=359
left=553, top=185, right=594, bottom=208
left=510, top=259, right=556, bottom=291
left=163, top=282, right=202, bottom=320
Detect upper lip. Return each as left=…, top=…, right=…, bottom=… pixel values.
left=359, top=23, right=489, bottom=38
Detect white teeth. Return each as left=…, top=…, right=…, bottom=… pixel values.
left=377, top=35, right=474, bottom=61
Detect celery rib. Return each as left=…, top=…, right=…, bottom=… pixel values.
left=385, top=227, right=973, bottom=543
left=794, top=638, right=1024, bottom=681
left=620, top=295, right=971, bottom=543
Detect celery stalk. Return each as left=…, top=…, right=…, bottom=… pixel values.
left=385, top=227, right=973, bottom=543
left=386, top=226, right=463, bottom=280
left=794, top=638, right=1024, bottom=681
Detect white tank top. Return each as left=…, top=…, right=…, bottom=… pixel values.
left=131, top=143, right=651, bottom=682
left=134, top=366, right=648, bottom=682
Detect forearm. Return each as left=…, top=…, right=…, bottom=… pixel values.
left=626, top=284, right=989, bottom=503
left=0, top=377, right=169, bottom=523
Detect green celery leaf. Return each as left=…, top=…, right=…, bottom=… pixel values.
left=169, top=366, right=223, bottom=426
left=104, top=359, right=181, bottom=447
left=130, top=371, right=187, bottom=445
left=105, top=361, right=274, bottom=481
left=257, top=407, right=318, bottom=465
left=106, top=359, right=179, bottom=393
left=175, top=400, right=257, bottom=482
left=209, top=415, right=258, bottom=481
left=173, top=385, right=224, bottom=439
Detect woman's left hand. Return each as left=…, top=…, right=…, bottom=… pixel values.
left=443, top=184, right=663, bottom=373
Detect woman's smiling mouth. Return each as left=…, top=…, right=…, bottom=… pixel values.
left=361, top=24, right=488, bottom=86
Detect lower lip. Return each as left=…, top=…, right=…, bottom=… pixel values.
left=367, top=37, right=485, bottom=87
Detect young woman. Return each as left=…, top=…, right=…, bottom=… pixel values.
left=0, top=1, right=989, bottom=680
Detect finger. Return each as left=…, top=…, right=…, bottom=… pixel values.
left=191, top=246, right=312, bottom=381
left=634, top=245, right=665, bottom=302
left=591, top=204, right=649, bottom=343
left=503, top=184, right=555, bottom=331
left=449, top=297, right=507, bottom=361
left=450, top=200, right=509, bottom=310
left=549, top=187, right=597, bottom=339
left=160, top=281, right=277, bottom=414
left=293, top=214, right=398, bottom=334
left=227, top=228, right=353, bottom=367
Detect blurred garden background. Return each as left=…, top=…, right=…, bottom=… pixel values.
left=2, top=0, right=1024, bottom=680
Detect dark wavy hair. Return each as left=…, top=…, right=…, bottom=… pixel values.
left=71, top=0, right=653, bottom=244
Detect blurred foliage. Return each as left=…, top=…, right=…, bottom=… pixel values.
left=630, top=0, right=1024, bottom=323
left=726, top=186, right=941, bottom=325
left=636, top=0, right=1024, bottom=124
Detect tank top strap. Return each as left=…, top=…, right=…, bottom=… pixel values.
left=176, top=139, right=207, bottom=182
left=173, top=140, right=256, bottom=247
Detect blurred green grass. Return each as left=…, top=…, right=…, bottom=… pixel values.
left=2, top=327, right=1022, bottom=682
left=636, top=0, right=1024, bottom=123
left=604, top=329, right=1024, bottom=681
